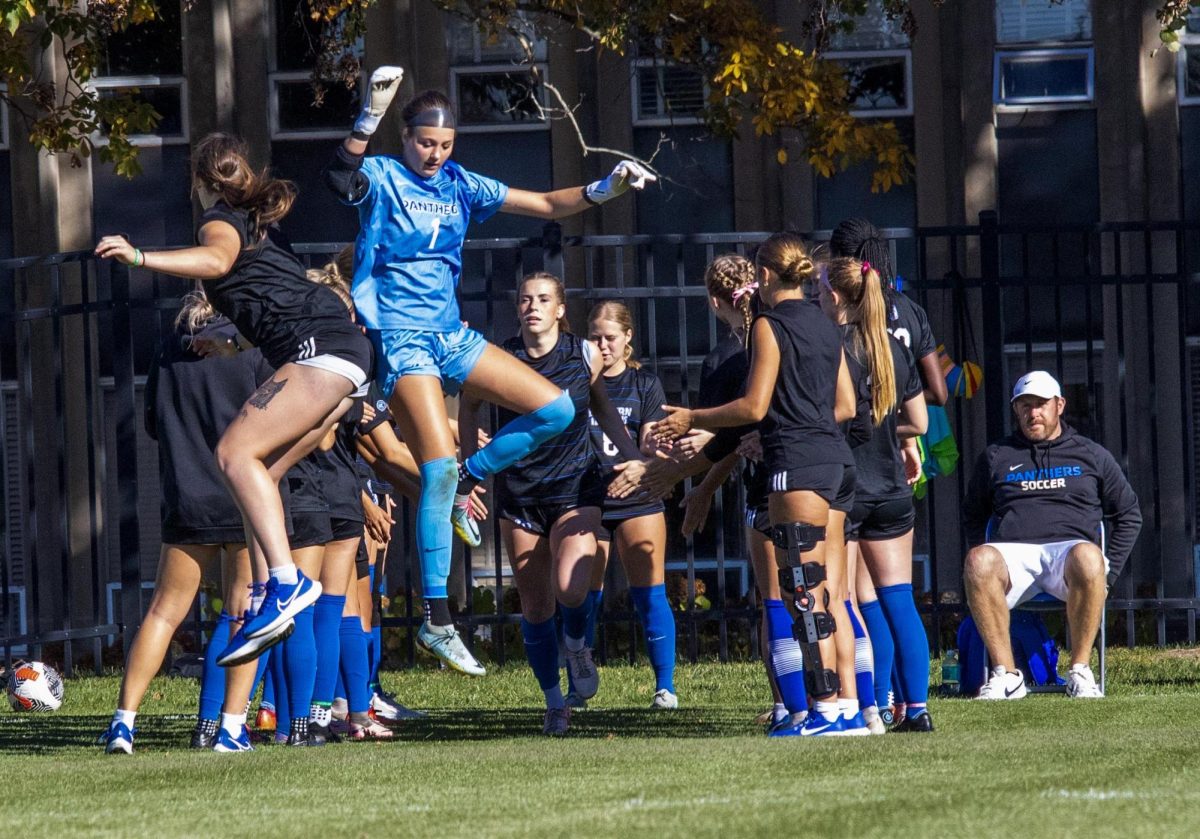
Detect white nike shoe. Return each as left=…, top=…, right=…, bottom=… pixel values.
left=650, top=689, right=679, bottom=710
left=1065, top=663, right=1104, bottom=698
left=977, top=665, right=1027, bottom=700
left=417, top=621, right=486, bottom=676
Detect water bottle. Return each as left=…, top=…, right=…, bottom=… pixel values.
left=941, top=649, right=960, bottom=696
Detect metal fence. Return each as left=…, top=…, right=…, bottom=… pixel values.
left=2, top=212, right=1199, bottom=674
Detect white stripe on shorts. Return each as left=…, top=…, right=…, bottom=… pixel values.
left=295, top=353, right=370, bottom=397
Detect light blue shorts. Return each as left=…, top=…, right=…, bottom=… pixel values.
left=367, top=325, right=488, bottom=398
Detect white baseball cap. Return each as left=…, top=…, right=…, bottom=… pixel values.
left=1011, top=370, right=1062, bottom=402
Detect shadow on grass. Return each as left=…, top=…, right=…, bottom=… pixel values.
left=0, top=706, right=759, bottom=753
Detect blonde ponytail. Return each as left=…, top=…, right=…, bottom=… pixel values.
left=829, top=257, right=896, bottom=425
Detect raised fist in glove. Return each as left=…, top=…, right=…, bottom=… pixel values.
left=354, top=65, right=406, bottom=136
left=585, top=160, right=658, bottom=204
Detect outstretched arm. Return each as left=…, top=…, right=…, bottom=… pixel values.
left=501, top=161, right=656, bottom=220
left=95, top=221, right=241, bottom=281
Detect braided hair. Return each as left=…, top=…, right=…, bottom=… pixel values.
left=830, top=217, right=894, bottom=285
left=703, top=253, right=756, bottom=345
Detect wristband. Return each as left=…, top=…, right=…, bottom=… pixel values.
left=133, top=248, right=144, bottom=267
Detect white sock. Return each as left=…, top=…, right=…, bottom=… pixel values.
left=771, top=703, right=789, bottom=725
left=814, top=700, right=840, bottom=720
left=269, top=563, right=299, bottom=585
left=220, top=711, right=247, bottom=737
left=839, top=698, right=858, bottom=719
left=544, top=686, right=566, bottom=710
left=564, top=635, right=585, bottom=653
left=310, top=705, right=332, bottom=727
left=113, top=709, right=136, bottom=728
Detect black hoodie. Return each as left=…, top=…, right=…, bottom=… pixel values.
left=962, top=423, right=1142, bottom=587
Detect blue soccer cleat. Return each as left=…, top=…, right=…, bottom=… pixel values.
left=833, top=711, right=871, bottom=737
left=799, top=712, right=846, bottom=737
left=100, top=720, right=135, bottom=755
left=212, top=725, right=254, bottom=753
left=243, top=573, right=322, bottom=641
left=216, top=612, right=294, bottom=667
left=766, top=712, right=809, bottom=737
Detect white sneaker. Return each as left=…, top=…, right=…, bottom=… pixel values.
left=564, top=646, right=599, bottom=700
left=651, top=689, right=679, bottom=710
left=417, top=621, right=486, bottom=676
left=450, top=493, right=481, bottom=547
left=862, top=706, right=887, bottom=735
left=1066, top=664, right=1104, bottom=698
left=977, top=665, right=1027, bottom=700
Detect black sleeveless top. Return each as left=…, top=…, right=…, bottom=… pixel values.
left=591, top=365, right=667, bottom=515
left=847, top=332, right=923, bottom=499
left=495, top=333, right=597, bottom=506
left=757, top=298, right=851, bottom=474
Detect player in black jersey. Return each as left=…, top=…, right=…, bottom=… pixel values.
left=460, top=273, right=641, bottom=735
left=582, top=301, right=677, bottom=710
left=653, top=234, right=865, bottom=736
left=99, top=291, right=274, bottom=754
left=819, top=257, right=931, bottom=732
left=96, top=136, right=373, bottom=715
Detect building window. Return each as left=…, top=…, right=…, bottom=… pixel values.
left=1179, top=11, right=1200, bottom=105
left=270, top=0, right=362, bottom=139
left=450, top=64, right=548, bottom=132
left=631, top=60, right=707, bottom=126
left=91, top=3, right=187, bottom=145
left=828, top=50, right=913, bottom=117
left=994, top=0, right=1093, bottom=108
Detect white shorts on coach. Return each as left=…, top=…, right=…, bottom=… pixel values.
left=989, top=540, right=1110, bottom=609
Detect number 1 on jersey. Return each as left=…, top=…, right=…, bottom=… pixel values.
left=428, top=217, right=441, bottom=249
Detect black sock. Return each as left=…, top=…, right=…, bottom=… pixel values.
left=456, top=461, right=479, bottom=496
left=425, top=598, right=453, bottom=627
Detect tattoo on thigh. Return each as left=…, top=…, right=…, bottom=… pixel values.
left=248, top=377, right=287, bottom=411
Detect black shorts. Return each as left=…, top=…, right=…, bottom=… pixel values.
left=845, top=495, right=915, bottom=542
left=355, top=540, right=371, bottom=580
left=330, top=516, right=363, bottom=543
left=160, top=525, right=247, bottom=546
left=597, top=506, right=664, bottom=541
left=290, top=510, right=332, bottom=550
left=768, top=463, right=856, bottom=512
left=500, top=479, right=605, bottom=537
left=744, top=503, right=772, bottom=538
left=275, top=321, right=373, bottom=379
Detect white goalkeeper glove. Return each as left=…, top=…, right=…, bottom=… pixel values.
left=585, top=160, right=657, bottom=205
left=354, top=65, right=405, bottom=136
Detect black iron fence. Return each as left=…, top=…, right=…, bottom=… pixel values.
left=3, top=212, right=1199, bottom=674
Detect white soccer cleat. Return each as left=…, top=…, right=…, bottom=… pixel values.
left=977, top=665, right=1028, bottom=700
left=450, top=493, right=482, bottom=547
left=650, top=689, right=678, bottom=710
left=417, top=621, right=486, bottom=676
left=564, top=646, right=599, bottom=700
left=1065, top=663, right=1104, bottom=698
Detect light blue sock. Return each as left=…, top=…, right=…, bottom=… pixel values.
left=631, top=584, right=677, bottom=693
left=764, top=599, right=807, bottom=715
left=417, top=457, right=457, bottom=598
left=284, top=604, right=316, bottom=726
left=878, top=583, right=930, bottom=705
left=339, top=617, right=370, bottom=715
left=311, top=594, right=345, bottom=706
left=860, top=598, right=894, bottom=710
left=845, top=599, right=876, bottom=710
left=464, top=390, right=573, bottom=479
left=198, top=611, right=231, bottom=720
left=521, top=617, right=562, bottom=692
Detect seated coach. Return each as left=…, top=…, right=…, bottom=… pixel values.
left=962, top=371, right=1141, bottom=700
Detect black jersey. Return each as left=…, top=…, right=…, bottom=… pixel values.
left=591, top=365, right=667, bottom=516
left=849, top=334, right=922, bottom=499
left=496, top=333, right=597, bottom=506
left=199, top=202, right=367, bottom=371
left=838, top=324, right=875, bottom=450
left=318, top=387, right=392, bottom=523
left=287, top=454, right=328, bottom=515
left=698, top=331, right=768, bottom=506
left=146, top=322, right=279, bottom=541
left=757, top=298, right=851, bottom=475
left=886, top=289, right=936, bottom=361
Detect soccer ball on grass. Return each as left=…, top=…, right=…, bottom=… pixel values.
left=6, top=660, right=65, bottom=712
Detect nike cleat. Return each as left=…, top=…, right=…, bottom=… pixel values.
left=242, top=573, right=322, bottom=641
left=216, top=615, right=294, bottom=667
left=977, top=665, right=1027, bottom=700
left=651, top=689, right=679, bottom=710
left=191, top=718, right=219, bottom=750
left=766, top=712, right=809, bottom=737
left=564, top=646, right=599, bottom=700
left=799, top=713, right=846, bottom=737
left=542, top=707, right=570, bottom=736
left=1066, top=663, right=1104, bottom=698
left=832, top=712, right=871, bottom=737
left=212, top=725, right=254, bottom=753
left=416, top=621, right=486, bottom=676
left=101, top=720, right=135, bottom=755
left=451, top=493, right=482, bottom=547
left=371, top=690, right=426, bottom=721
left=891, top=709, right=935, bottom=732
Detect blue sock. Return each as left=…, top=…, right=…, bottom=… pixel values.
left=878, top=583, right=930, bottom=706
left=860, top=599, right=894, bottom=710
left=521, top=617, right=562, bottom=692
left=764, top=599, right=807, bottom=715
left=586, top=589, right=603, bottom=649
left=560, top=597, right=592, bottom=644
left=261, top=664, right=275, bottom=711
left=368, top=565, right=382, bottom=692
left=845, top=599, right=876, bottom=710
left=284, top=604, right=316, bottom=727
left=252, top=640, right=271, bottom=703
left=417, top=457, right=457, bottom=598
left=268, top=645, right=290, bottom=736
left=198, top=611, right=231, bottom=720
left=339, top=617, right=371, bottom=714
left=464, top=390, right=573, bottom=479
left=631, top=584, right=676, bottom=693
left=311, top=593, right=345, bottom=706
left=335, top=670, right=345, bottom=702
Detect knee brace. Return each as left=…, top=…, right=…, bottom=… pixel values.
left=771, top=521, right=839, bottom=697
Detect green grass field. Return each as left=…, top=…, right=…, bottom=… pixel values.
left=2, top=648, right=1200, bottom=838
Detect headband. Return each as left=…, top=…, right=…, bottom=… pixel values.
left=406, top=108, right=457, bottom=129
